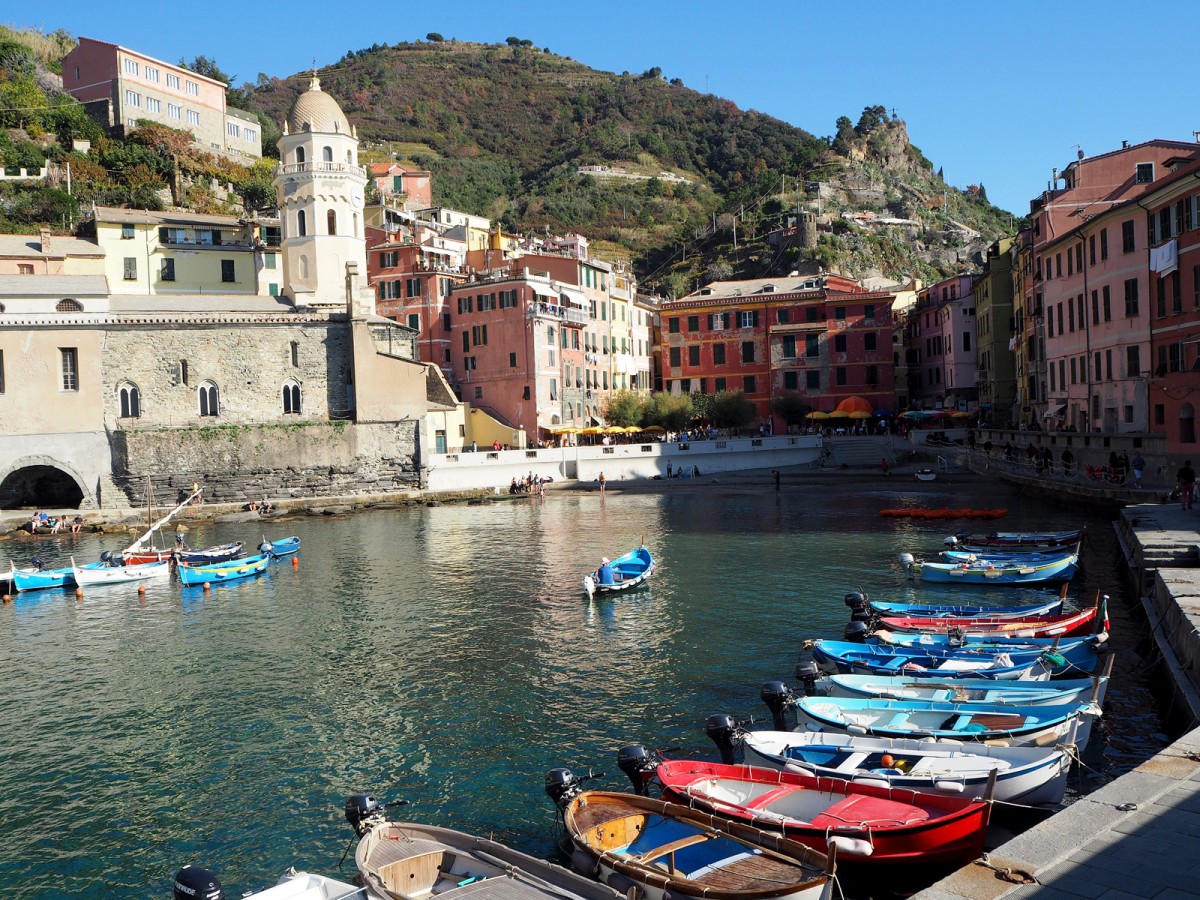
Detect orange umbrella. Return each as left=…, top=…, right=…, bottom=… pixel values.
left=835, top=395, right=873, bottom=414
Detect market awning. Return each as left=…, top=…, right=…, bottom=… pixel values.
left=1043, top=403, right=1066, bottom=419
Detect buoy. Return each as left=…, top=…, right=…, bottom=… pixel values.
left=203, top=583, right=210, bottom=593
left=291, top=557, right=299, bottom=569
left=138, top=585, right=146, bottom=595
left=75, top=588, right=84, bottom=599
left=2, top=594, right=11, bottom=603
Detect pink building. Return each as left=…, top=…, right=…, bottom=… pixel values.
left=368, top=163, right=433, bottom=209
left=63, top=37, right=261, bottom=158
left=1028, top=140, right=1197, bottom=431
left=907, top=275, right=977, bottom=409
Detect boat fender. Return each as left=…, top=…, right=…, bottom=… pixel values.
left=173, top=865, right=224, bottom=900
left=604, top=872, right=641, bottom=899
left=782, top=762, right=816, bottom=777
left=846, top=724, right=868, bottom=735
left=983, top=739, right=1011, bottom=747
left=570, top=848, right=600, bottom=878
left=827, top=836, right=874, bottom=858
left=932, top=780, right=966, bottom=793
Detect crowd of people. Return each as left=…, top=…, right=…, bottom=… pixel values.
left=27, top=511, right=85, bottom=534
left=509, top=472, right=550, bottom=495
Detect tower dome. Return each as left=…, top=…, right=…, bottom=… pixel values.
left=285, top=75, right=352, bottom=135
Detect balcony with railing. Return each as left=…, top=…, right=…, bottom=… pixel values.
left=530, top=302, right=589, bottom=327
left=276, top=161, right=366, bottom=176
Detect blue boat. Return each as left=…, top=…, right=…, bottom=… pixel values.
left=820, top=670, right=1110, bottom=707
left=9, top=558, right=106, bottom=592
left=795, top=695, right=1101, bottom=749
left=809, top=636, right=1104, bottom=679
left=582, top=546, right=654, bottom=599
left=941, top=549, right=1077, bottom=565
left=177, top=553, right=269, bottom=586
left=865, top=598, right=1065, bottom=618
left=867, top=630, right=1107, bottom=670
left=255, top=536, right=301, bottom=558
left=903, top=551, right=1078, bottom=585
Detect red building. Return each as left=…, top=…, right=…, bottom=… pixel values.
left=658, top=274, right=896, bottom=429
left=368, top=163, right=432, bottom=210
left=1141, top=153, right=1200, bottom=455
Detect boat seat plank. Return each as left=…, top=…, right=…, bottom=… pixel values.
left=635, top=831, right=718, bottom=863
left=689, top=853, right=814, bottom=891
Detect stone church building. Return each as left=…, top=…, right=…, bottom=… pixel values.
left=0, top=78, right=434, bottom=510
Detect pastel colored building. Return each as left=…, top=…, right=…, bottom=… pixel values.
left=659, top=274, right=896, bottom=428
left=905, top=275, right=977, bottom=410
left=974, top=238, right=1016, bottom=425
left=0, top=230, right=105, bottom=276
left=1025, top=140, right=1197, bottom=431
left=368, top=163, right=433, bottom=209
left=81, top=207, right=281, bottom=296
left=63, top=36, right=261, bottom=159
left=1141, top=154, right=1200, bottom=453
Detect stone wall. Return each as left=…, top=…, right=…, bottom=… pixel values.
left=102, top=319, right=352, bottom=428
left=110, top=420, right=419, bottom=505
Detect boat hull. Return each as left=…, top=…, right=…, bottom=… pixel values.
left=73, top=560, right=171, bottom=586
left=876, top=605, right=1103, bottom=639
left=866, top=598, right=1064, bottom=618
left=741, top=731, right=1070, bottom=806
left=584, top=546, right=655, bottom=597
left=178, top=554, right=269, bottom=586
left=915, top=554, right=1078, bottom=585
left=822, top=673, right=1109, bottom=707
left=177, top=542, right=244, bottom=565
left=656, top=759, right=990, bottom=868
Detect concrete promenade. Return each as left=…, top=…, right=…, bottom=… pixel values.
left=916, top=501, right=1200, bottom=900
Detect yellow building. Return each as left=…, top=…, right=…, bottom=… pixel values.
left=84, top=207, right=281, bottom=296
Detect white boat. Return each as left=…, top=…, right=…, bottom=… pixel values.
left=345, top=794, right=624, bottom=900
left=915, top=468, right=937, bottom=482
left=741, top=729, right=1071, bottom=806
left=71, top=556, right=171, bottom=587
left=173, top=864, right=366, bottom=899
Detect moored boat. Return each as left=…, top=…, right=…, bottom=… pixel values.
left=10, top=557, right=105, bottom=592
left=344, top=793, right=624, bottom=900
left=173, top=865, right=366, bottom=900
left=875, top=600, right=1106, bottom=639
left=819, top=669, right=1110, bottom=707
left=655, top=759, right=990, bottom=868
left=736, top=729, right=1071, bottom=806
left=794, top=695, right=1100, bottom=749
left=864, top=597, right=1065, bottom=618
left=546, top=772, right=834, bottom=900
left=178, top=553, right=269, bottom=586
left=809, top=639, right=1057, bottom=680
left=583, top=546, right=655, bottom=599
left=946, top=529, right=1083, bottom=551
left=863, top=631, right=1109, bottom=675
left=263, top=536, right=301, bottom=557
left=177, top=541, right=245, bottom=565
left=71, top=557, right=171, bottom=587
left=902, top=551, right=1078, bottom=585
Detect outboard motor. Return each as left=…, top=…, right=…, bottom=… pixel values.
left=760, top=681, right=795, bottom=732
left=843, top=591, right=868, bottom=608
left=705, top=714, right=740, bottom=764
left=344, top=793, right=386, bottom=837
left=30, top=556, right=46, bottom=571
left=259, top=540, right=272, bottom=558
left=99, top=550, right=113, bottom=565
left=843, top=620, right=869, bottom=642
left=544, top=768, right=583, bottom=810
left=794, top=660, right=821, bottom=696
left=616, top=745, right=656, bottom=795
left=898, top=552, right=916, bottom=575
left=849, top=607, right=873, bottom=623
left=943, top=535, right=959, bottom=547
left=173, top=866, right=224, bottom=900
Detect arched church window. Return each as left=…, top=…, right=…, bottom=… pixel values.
left=297, top=209, right=307, bottom=237
left=119, top=382, right=141, bottom=418
left=322, top=146, right=333, bottom=162
left=296, top=146, right=306, bottom=164
left=327, top=210, right=337, bottom=236
left=282, top=379, right=302, bottom=415
left=198, top=381, right=219, bottom=417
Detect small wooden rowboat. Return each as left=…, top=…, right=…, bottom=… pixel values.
left=794, top=696, right=1100, bottom=749
left=71, top=557, right=171, bottom=586
left=904, top=551, right=1078, bottom=585
left=346, top=794, right=623, bottom=900
left=10, top=558, right=105, bottom=592
left=947, top=529, right=1083, bottom=551
left=173, top=866, right=365, bottom=900
left=865, top=598, right=1064, bottom=618
left=876, top=602, right=1106, bottom=640
left=740, top=731, right=1071, bottom=806
left=177, top=541, right=244, bottom=565
left=583, top=546, right=655, bottom=599
left=555, top=789, right=833, bottom=900
left=655, top=759, right=991, bottom=868
left=809, top=639, right=1056, bottom=680
left=264, top=536, right=301, bottom=557
left=177, top=553, right=269, bottom=586
left=864, top=631, right=1108, bottom=675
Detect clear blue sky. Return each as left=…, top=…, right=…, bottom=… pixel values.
left=27, top=0, right=1198, bottom=215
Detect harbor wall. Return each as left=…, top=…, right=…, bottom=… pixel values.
left=422, top=434, right=824, bottom=492
left=110, top=420, right=420, bottom=506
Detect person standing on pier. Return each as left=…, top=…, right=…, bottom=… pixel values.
left=1132, top=453, right=1146, bottom=488
left=1178, top=461, right=1196, bottom=511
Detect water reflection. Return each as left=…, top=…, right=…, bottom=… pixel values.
left=0, top=484, right=1169, bottom=899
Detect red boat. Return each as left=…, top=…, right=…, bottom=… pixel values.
left=655, top=759, right=991, bottom=868
left=877, top=602, right=1106, bottom=639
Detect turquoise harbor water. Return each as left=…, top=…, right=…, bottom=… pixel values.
left=0, top=480, right=1172, bottom=898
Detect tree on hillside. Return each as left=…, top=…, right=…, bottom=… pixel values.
left=426, top=33, right=445, bottom=42
left=855, top=105, right=888, bottom=135
left=180, top=55, right=232, bottom=86
left=832, top=115, right=855, bottom=153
